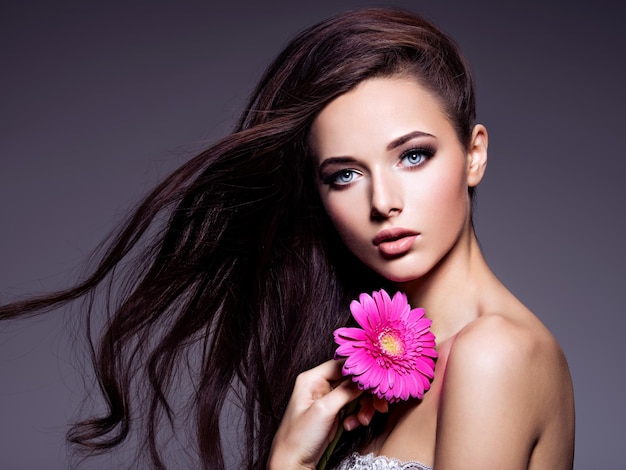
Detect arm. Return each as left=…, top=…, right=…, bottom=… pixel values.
left=434, top=315, right=574, bottom=469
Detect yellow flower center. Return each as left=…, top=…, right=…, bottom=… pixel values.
left=378, top=330, right=403, bottom=357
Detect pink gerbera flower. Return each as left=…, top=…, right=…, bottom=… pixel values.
left=333, top=289, right=437, bottom=402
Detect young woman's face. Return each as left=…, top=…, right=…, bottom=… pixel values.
left=310, top=76, right=486, bottom=283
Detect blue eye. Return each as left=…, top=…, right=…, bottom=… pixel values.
left=400, top=147, right=434, bottom=167
left=331, top=169, right=358, bottom=186
left=319, top=167, right=361, bottom=188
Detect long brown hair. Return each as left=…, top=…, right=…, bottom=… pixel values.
left=0, top=8, right=476, bottom=469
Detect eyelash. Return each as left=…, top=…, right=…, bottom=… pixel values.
left=321, top=145, right=436, bottom=188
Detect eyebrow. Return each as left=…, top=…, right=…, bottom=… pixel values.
left=387, top=131, right=435, bottom=150
left=318, top=156, right=357, bottom=174
left=317, top=131, right=435, bottom=173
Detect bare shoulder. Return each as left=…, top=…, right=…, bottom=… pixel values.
left=447, top=312, right=570, bottom=390
left=445, top=312, right=573, bottom=417
left=435, top=312, right=575, bottom=468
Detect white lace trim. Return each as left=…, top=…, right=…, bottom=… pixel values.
left=334, top=451, right=433, bottom=470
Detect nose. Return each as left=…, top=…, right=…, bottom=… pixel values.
left=370, top=169, right=403, bottom=220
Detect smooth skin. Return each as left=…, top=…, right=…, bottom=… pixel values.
left=268, top=77, right=575, bottom=469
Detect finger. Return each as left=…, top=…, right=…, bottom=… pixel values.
left=311, top=358, right=346, bottom=382
left=292, top=360, right=346, bottom=401
left=342, top=403, right=371, bottom=431
left=321, top=377, right=363, bottom=412
left=357, top=397, right=375, bottom=426
left=304, top=378, right=362, bottom=429
left=343, top=394, right=388, bottom=431
left=314, top=379, right=362, bottom=432
left=372, top=395, right=389, bottom=414
left=296, top=360, right=345, bottom=393
left=343, top=413, right=360, bottom=431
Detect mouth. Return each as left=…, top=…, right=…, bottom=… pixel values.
left=373, top=228, right=420, bottom=257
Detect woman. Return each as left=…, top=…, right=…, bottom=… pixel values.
left=0, top=8, right=574, bottom=469
left=269, top=77, right=574, bottom=469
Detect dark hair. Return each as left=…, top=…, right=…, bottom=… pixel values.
left=0, top=8, right=476, bottom=469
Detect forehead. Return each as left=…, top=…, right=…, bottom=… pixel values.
left=309, top=77, right=453, bottom=158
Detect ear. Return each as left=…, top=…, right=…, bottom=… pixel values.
left=466, top=124, right=488, bottom=188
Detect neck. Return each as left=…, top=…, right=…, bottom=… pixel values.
left=396, top=225, right=495, bottom=345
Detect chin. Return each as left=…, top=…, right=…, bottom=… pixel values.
left=382, top=273, right=422, bottom=284
left=373, top=265, right=429, bottom=284
left=371, top=255, right=438, bottom=284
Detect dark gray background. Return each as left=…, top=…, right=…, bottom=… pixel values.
left=1, top=1, right=624, bottom=468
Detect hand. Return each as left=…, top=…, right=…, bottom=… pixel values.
left=268, top=360, right=365, bottom=469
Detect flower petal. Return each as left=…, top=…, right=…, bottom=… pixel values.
left=360, top=293, right=381, bottom=328
left=334, top=327, right=368, bottom=342
left=414, top=357, right=435, bottom=378
left=391, top=291, right=410, bottom=321
left=349, top=300, right=371, bottom=330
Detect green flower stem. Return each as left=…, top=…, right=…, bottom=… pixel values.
left=316, top=400, right=359, bottom=470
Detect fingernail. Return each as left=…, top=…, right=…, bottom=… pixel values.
left=344, top=416, right=358, bottom=431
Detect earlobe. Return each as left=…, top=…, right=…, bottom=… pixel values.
left=467, top=124, right=488, bottom=188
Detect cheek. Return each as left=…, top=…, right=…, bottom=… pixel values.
left=324, top=202, right=358, bottom=240
left=415, top=162, right=469, bottom=227
left=320, top=192, right=369, bottom=247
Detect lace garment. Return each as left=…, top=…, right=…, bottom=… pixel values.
left=334, top=452, right=433, bottom=470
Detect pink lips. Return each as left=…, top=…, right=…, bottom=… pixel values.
left=373, top=228, right=419, bottom=257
